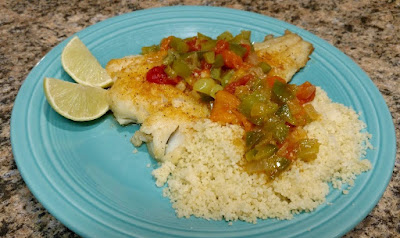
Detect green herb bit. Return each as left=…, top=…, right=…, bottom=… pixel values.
left=272, top=81, right=294, bottom=103
left=272, top=122, right=289, bottom=143
left=213, top=54, right=224, bottom=68
left=239, top=90, right=269, bottom=117
left=277, top=104, right=297, bottom=125
left=163, top=50, right=176, bottom=65
left=250, top=102, right=279, bottom=118
left=296, top=139, right=320, bottom=162
left=229, top=43, right=247, bottom=58
left=184, top=76, right=194, bottom=85
left=203, top=51, right=215, bottom=64
left=220, top=69, right=235, bottom=86
left=248, top=77, right=264, bottom=91
left=172, top=59, right=191, bottom=78
left=246, top=130, right=264, bottom=148
left=183, top=52, right=200, bottom=69
left=241, top=30, right=251, bottom=41
left=239, top=94, right=259, bottom=117
left=193, top=78, right=216, bottom=95
left=201, top=40, right=217, bottom=51
left=217, top=31, right=234, bottom=41
left=209, top=84, right=223, bottom=98
left=231, top=30, right=251, bottom=44
left=243, top=155, right=291, bottom=179
left=254, top=144, right=278, bottom=161
left=245, top=148, right=258, bottom=162
left=210, top=67, right=221, bottom=80
left=265, top=155, right=291, bottom=179
left=258, top=62, right=272, bottom=74
left=141, top=45, right=160, bottom=55
left=184, top=36, right=197, bottom=43
left=197, top=32, right=212, bottom=41
left=164, top=65, right=178, bottom=78
left=170, top=37, right=189, bottom=53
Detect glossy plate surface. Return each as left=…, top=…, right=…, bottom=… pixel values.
left=11, top=6, right=396, bottom=238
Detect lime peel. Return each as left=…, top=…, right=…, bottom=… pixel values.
left=44, top=77, right=109, bottom=121
left=61, top=36, right=113, bottom=88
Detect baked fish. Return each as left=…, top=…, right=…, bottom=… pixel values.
left=106, top=31, right=313, bottom=162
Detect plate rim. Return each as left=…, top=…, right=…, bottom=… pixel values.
left=10, top=5, right=397, bottom=238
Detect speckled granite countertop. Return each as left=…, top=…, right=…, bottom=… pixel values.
left=1, top=0, right=399, bottom=237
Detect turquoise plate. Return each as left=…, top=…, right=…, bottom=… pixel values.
left=11, top=6, right=396, bottom=238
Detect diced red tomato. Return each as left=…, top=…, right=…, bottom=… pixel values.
left=201, top=60, right=212, bottom=70
left=146, top=65, right=181, bottom=85
left=265, top=76, right=286, bottom=88
left=296, top=81, right=316, bottom=104
left=240, top=43, right=251, bottom=59
left=222, top=50, right=243, bottom=69
left=214, top=40, right=230, bottom=54
left=276, top=141, right=298, bottom=160
left=186, top=37, right=201, bottom=51
left=224, top=74, right=253, bottom=94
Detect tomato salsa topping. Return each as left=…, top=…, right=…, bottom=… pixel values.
left=141, top=31, right=320, bottom=180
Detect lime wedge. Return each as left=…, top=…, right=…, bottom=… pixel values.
left=43, top=77, right=109, bottom=121
left=61, top=36, right=113, bottom=88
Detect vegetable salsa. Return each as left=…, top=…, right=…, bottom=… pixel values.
left=142, top=31, right=320, bottom=180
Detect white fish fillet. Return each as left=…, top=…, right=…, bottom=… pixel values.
left=106, top=51, right=209, bottom=161
left=254, top=30, right=314, bottom=82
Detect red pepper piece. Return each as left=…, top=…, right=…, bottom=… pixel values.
left=186, top=37, right=201, bottom=51
left=296, top=81, right=316, bottom=104
left=224, top=74, right=253, bottom=94
left=266, top=76, right=287, bottom=88
left=240, top=43, right=251, bottom=59
left=146, top=65, right=181, bottom=85
left=221, top=50, right=243, bottom=69
left=214, top=40, right=230, bottom=54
